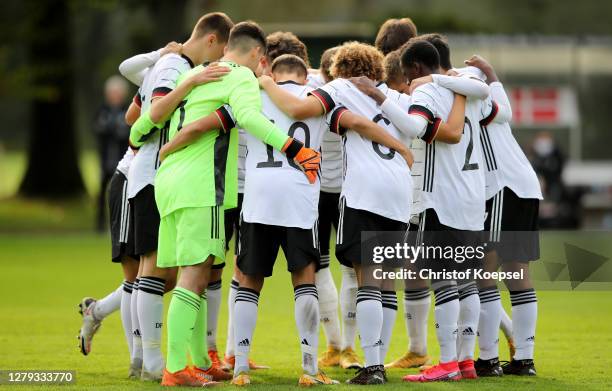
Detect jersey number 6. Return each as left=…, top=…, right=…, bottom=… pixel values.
left=371, top=113, right=396, bottom=160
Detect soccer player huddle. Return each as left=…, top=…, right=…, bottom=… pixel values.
left=77, top=12, right=542, bottom=386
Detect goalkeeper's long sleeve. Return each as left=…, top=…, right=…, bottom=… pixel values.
left=227, top=73, right=289, bottom=151
left=128, top=110, right=162, bottom=148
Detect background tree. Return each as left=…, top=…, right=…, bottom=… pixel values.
left=18, top=0, right=85, bottom=197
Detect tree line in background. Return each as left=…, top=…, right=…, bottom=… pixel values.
left=1, top=0, right=611, bottom=198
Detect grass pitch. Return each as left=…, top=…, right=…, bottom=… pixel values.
left=0, top=233, right=610, bottom=390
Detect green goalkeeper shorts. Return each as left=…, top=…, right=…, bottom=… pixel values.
left=157, top=206, right=226, bottom=268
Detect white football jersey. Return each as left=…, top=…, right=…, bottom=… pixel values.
left=479, top=83, right=543, bottom=200
left=319, top=131, right=343, bottom=193
left=127, top=53, right=194, bottom=199
left=307, top=72, right=343, bottom=193
left=241, top=81, right=334, bottom=229
left=411, top=82, right=491, bottom=230
left=306, top=72, right=325, bottom=89
left=116, top=148, right=135, bottom=176
left=311, top=79, right=413, bottom=223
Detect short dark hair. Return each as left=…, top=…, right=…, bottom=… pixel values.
left=384, top=50, right=404, bottom=85
left=266, top=31, right=310, bottom=67
left=419, top=33, right=452, bottom=70
left=271, top=54, right=308, bottom=78
left=375, top=18, right=418, bottom=55
left=319, top=46, right=339, bottom=82
left=192, top=12, right=234, bottom=42
left=400, top=39, right=440, bottom=71
left=227, top=21, right=267, bottom=54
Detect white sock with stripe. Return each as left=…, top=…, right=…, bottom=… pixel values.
left=225, top=279, right=239, bottom=357
left=137, top=276, right=165, bottom=374
left=130, top=279, right=143, bottom=365
left=457, top=282, right=480, bottom=361
left=234, top=288, right=259, bottom=376
left=380, top=290, right=398, bottom=363
left=356, top=286, right=383, bottom=367
left=433, top=283, right=459, bottom=363
left=121, top=281, right=134, bottom=357
left=340, top=265, right=358, bottom=350
left=315, top=264, right=341, bottom=349
left=478, top=286, right=502, bottom=360
left=294, top=284, right=320, bottom=375
left=206, top=279, right=222, bottom=351
left=404, top=288, right=431, bottom=356
left=510, top=289, right=537, bottom=360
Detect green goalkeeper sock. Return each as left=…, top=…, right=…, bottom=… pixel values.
left=166, top=287, right=201, bottom=373
left=190, top=292, right=211, bottom=369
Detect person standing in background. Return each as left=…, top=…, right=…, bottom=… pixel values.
left=93, top=75, right=130, bottom=231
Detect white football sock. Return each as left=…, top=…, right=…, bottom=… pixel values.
left=94, top=284, right=122, bottom=320
left=206, top=280, right=222, bottom=351
left=500, top=303, right=513, bottom=340
left=121, top=281, right=134, bottom=357
left=478, top=286, right=502, bottom=360
left=294, top=284, right=320, bottom=375
left=510, top=289, right=537, bottom=360
left=315, top=265, right=341, bottom=349
left=233, top=288, right=259, bottom=376
left=356, top=287, right=383, bottom=367
left=433, top=284, right=459, bottom=363
left=130, top=279, right=143, bottom=364
left=403, top=288, right=430, bottom=356
left=225, top=279, right=239, bottom=357
left=137, top=276, right=165, bottom=374
left=457, top=282, right=480, bottom=361
left=380, top=291, right=397, bottom=363
left=340, top=265, right=358, bottom=350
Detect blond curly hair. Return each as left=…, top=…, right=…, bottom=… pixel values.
left=331, top=41, right=385, bottom=82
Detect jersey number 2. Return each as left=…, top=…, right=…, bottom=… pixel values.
left=462, top=117, right=478, bottom=171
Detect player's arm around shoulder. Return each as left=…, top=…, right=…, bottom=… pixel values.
left=410, top=85, right=465, bottom=145
left=258, top=75, right=324, bottom=120
left=159, top=105, right=232, bottom=162
left=336, top=109, right=414, bottom=168
left=464, top=54, right=512, bottom=125
left=149, top=62, right=230, bottom=123
left=229, top=69, right=321, bottom=184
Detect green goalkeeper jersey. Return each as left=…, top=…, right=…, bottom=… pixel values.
left=155, top=61, right=290, bottom=218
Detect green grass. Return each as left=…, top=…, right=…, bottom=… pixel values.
left=0, top=233, right=610, bottom=390
left=0, top=151, right=100, bottom=232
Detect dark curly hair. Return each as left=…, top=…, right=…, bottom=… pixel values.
left=331, top=42, right=385, bottom=81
